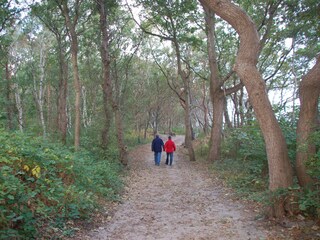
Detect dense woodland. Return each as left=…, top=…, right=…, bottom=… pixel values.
left=0, top=0, right=319, bottom=238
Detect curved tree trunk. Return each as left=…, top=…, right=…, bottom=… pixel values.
left=200, top=0, right=293, bottom=217
left=296, top=55, right=320, bottom=187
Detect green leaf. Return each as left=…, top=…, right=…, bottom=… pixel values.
left=7, top=195, right=14, bottom=200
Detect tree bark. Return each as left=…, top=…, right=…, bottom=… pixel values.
left=296, top=55, right=320, bottom=187
left=173, top=39, right=196, bottom=161
left=112, top=66, right=129, bottom=165
left=46, top=83, right=52, bottom=134
left=59, top=0, right=81, bottom=150
left=201, top=80, right=209, bottom=135
left=183, top=86, right=196, bottom=161
left=203, top=4, right=225, bottom=161
left=13, top=83, right=24, bottom=132
left=200, top=0, right=293, bottom=217
left=5, top=61, right=14, bottom=130
left=224, top=98, right=232, bottom=129
left=33, top=37, right=47, bottom=137
left=98, top=0, right=112, bottom=149
left=98, top=0, right=128, bottom=165
left=57, top=38, right=68, bottom=144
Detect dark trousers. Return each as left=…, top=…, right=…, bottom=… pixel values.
left=165, top=152, right=174, bottom=165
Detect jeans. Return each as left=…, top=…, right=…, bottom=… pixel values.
left=165, top=152, right=174, bottom=165
left=154, top=152, right=162, bottom=165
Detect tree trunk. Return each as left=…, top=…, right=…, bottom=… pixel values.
left=224, top=98, right=232, bottom=129
left=296, top=55, right=320, bottom=187
left=231, top=91, right=240, bottom=127
left=46, top=83, right=52, bottom=133
left=208, top=93, right=225, bottom=161
left=81, top=86, right=93, bottom=128
left=5, top=61, right=14, bottom=130
left=184, top=89, right=196, bottom=161
left=60, top=1, right=81, bottom=150
left=114, top=106, right=128, bottom=165
left=202, top=80, right=209, bottom=135
left=200, top=0, right=293, bottom=217
left=98, top=0, right=128, bottom=165
left=239, top=87, right=244, bottom=126
left=57, top=39, right=68, bottom=144
left=13, top=83, right=24, bottom=132
left=172, top=37, right=196, bottom=161
left=203, top=5, right=225, bottom=161
left=112, top=69, right=129, bottom=165
left=33, top=38, right=47, bottom=137
left=98, top=0, right=113, bottom=149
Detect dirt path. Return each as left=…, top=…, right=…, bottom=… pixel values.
left=79, top=135, right=292, bottom=240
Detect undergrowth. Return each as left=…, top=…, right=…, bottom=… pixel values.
left=195, top=123, right=320, bottom=219
left=0, top=129, right=123, bottom=239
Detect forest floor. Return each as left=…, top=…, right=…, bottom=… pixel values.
left=70, top=135, right=320, bottom=240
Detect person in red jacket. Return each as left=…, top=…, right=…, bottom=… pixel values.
left=164, top=135, right=176, bottom=166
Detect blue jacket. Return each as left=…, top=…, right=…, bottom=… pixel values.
left=151, top=136, right=164, bottom=152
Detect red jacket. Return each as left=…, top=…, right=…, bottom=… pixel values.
left=164, top=139, right=176, bottom=153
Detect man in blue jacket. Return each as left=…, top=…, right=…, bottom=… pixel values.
left=151, top=134, right=164, bottom=166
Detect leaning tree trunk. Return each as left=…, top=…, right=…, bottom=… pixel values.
left=200, top=0, right=293, bottom=217
left=296, top=55, right=320, bottom=187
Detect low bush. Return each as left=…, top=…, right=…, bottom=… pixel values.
left=210, top=158, right=268, bottom=201
left=0, top=129, right=123, bottom=239
left=198, top=122, right=319, bottom=218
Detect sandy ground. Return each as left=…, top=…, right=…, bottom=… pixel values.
left=76, top=135, right=319, bottom=240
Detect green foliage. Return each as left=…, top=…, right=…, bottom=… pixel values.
left=194, top=137, right=210, bottom=158
left=210, top=158, right=268, bottom=201
left=171, top=126, right=185, bottom=135
left=191, top=124, right=269, bottom=201
left=298, top=187, right=320, bottom=217
left=125, top=130, right=152, bottom=148
left=306, top=131, right=320, bottom=181
left=222, top=124, right=267, bottom=162
left=299, top=131, right=320, bottom=217
left=274, top=104, right=298, bottom=161
left=210, top=118, right=320, bottom=218
left=0, top=129, right=123, bottom=239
